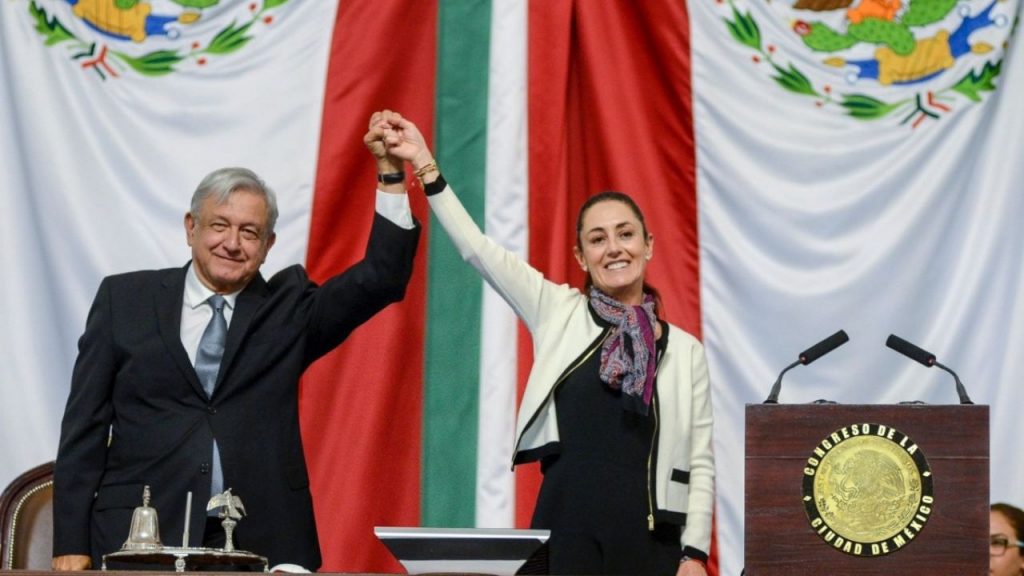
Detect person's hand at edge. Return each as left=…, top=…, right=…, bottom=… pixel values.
left=52, top=554, right=91, bottom=571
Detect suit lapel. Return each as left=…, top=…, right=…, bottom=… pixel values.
left=157, top=265, right=208, bottom=399
left=216, top=273, right=269, bottom=392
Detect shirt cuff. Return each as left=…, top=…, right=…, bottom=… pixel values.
left=375, top=189, right=415, bottom=229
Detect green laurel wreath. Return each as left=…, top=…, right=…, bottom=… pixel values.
left=29, top=0, right=289, bottom=79
left=722, top=1, right=1007, bottom=124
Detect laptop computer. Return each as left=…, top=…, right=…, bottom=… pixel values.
left=374, top=526, right=550, bottom=575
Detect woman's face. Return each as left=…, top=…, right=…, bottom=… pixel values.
left=574, top=199, right=652, bottom=306
left=991, top=510, right=1024, bottom=576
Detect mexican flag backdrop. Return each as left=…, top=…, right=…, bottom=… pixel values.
left=3, top=1, right=1022, bottom=574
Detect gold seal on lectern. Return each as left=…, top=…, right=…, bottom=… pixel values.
left=801, top=423, right=933, bottom=557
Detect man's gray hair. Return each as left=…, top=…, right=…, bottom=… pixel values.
left=190, top=167, right=279, bottom=234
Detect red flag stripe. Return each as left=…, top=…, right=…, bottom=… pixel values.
left=524, top=0, right=710, bottom=570
left=302, top=1, right=437, bottom=572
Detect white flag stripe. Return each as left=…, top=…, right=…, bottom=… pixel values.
left=476, top=0, right=529, bottom=529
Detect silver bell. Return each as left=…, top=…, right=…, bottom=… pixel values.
left=121, top=485, right=163, bottom=551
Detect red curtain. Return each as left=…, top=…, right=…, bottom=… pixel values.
left=301, top=1, right=436, bottom=572
left=525, top=0, right=711, bottom=571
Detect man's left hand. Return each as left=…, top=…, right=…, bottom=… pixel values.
left=676, top=558, right=708, bottom=576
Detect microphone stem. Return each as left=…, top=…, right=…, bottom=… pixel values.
left=934, top=361, right=973, bottom=404
left=764, top=360, right=801, bottom=404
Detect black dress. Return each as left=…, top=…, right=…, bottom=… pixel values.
left=531, top=327, right=680, bottom=575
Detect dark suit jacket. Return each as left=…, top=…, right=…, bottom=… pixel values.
left=53, top=213, right=419, bottom=569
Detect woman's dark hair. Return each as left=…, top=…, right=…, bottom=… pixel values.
left=575, top=191, right=663, bottom=316
left=992, top=503, right=1024, bottom=541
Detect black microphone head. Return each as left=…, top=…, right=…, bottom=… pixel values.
left=799, top=330, right=849, bottom=365
left=886, top=334, right=936, bottom=367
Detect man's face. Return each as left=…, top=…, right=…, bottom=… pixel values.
left=184, top=189, right=276, bottom=294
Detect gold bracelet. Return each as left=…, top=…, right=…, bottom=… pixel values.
left=414, top=162, right=438, bottom=179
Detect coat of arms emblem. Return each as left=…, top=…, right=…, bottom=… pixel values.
left=28, top=0, right=290, bottom=79
left=719, top=0, right=1019, bottom=126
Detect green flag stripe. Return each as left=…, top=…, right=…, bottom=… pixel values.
left=422, top=0, right=492, bottom=526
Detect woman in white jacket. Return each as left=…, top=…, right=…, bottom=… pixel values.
left=367, top=111, right=714, bottom=576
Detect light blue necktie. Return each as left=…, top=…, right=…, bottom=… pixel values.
left=196, top=295, right=226, bottom=503
left=196, top=295, right=226, bottom=397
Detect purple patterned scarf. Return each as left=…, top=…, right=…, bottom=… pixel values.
left=589, top=287, right=658, bottom=415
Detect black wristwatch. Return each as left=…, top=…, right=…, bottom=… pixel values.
left=377, top=171, right=405, bottom=185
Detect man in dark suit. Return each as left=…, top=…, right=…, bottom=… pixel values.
left=52, top=141, right=419, bottom=571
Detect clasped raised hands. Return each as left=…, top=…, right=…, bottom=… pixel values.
left=364, top=110, right=435, bottom=173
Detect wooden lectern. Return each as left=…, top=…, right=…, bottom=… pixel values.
left=744, top=403, right=988, bottom=575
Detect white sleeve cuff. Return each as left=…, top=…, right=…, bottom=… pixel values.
left=375, top=189, right=414, bottom=229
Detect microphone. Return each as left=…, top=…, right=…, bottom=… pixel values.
left=885, top=334, right=973, bottom=404
left=764, top=330, right=849, bottom=404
